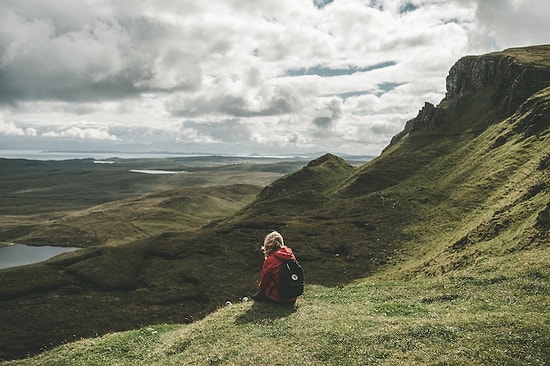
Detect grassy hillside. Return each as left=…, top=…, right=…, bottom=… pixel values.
left=0, top=156, right=309, bottom=247
left=0, top=156, right=310, bottom=360
left=4, top=248, right=548, bottom=365
left=1, top=45, right=549, bottom=364
left=0, top=156, right=306, bottom=216
left=2, top=184, right=261, bottom=247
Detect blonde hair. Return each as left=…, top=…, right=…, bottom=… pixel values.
left=261, top=231, right=285, bottom=257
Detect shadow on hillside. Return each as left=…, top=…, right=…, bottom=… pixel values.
left=235, top=302, right=297, bottom=324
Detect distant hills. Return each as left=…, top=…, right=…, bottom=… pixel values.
left=0, top=45, right=549, bottom=361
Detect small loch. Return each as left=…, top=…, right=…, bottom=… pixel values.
left=0, top=244, right=79, bottom=269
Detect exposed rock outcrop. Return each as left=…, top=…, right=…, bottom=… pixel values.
left=386, top=45, right=550, bottom=150
left=446, top=48, right=550, bottom=118
left=386, top=101, right=443, bottom=149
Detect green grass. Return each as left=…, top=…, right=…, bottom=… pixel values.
left=0, top=45, right=548, bottom=363
left=0, top=156, right=308, bottom=246
left=492, top=44, right=550, bottom=67
left=0, top=157, right=307, bottom=216
left=5, top=246, right=548, bottom=365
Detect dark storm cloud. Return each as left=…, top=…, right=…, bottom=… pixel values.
left=168, top=85, right=300, bottom=118
left=0, top=6, right=202, bottom=103
left=184, top=119, right=251, bottom=143
left=224, top=97, right=294, bottom=118
left=169, top=94, right=294, bottom=118
left=1, top=0, right=546, bottom=157
left=0, top=70, right=142, bottom=103
left=312, top=99, right=342, bottom=129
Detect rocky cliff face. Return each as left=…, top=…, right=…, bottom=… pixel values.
left=386, top=45, right=550, bottom=150
left=446, top=47, right=550, bottom=117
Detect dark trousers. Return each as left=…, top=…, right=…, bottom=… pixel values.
left=251, top=289, right=278, bottom=303
left=252, top=289, right=296, bottom=304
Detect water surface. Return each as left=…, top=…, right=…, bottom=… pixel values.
left=0, top=244, right=79, bottom=269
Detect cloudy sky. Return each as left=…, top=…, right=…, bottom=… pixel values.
left=1, top=0, right=549, bottom=157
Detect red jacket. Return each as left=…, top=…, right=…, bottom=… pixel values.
left=258, top=246, right=297, bottom=303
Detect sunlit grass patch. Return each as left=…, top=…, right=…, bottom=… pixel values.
left=4, top=262, right=548, bottom=366
left=1, top=46, right=549, bottom=364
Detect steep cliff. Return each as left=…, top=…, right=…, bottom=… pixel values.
left=1, top=46, right=549, bottom=361
left=386, top=45, right=550, bottom=149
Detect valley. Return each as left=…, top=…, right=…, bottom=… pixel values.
left=1, top=45, right=549, bottom=364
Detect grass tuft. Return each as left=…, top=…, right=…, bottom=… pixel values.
left=1, top=46, right=549, bottom=364
left=5, top=258, right=548, bottom=365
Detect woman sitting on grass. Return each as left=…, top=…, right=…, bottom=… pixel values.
left=252, top=231, right=299, bottom=304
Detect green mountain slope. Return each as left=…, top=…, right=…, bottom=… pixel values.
left=1, top=45, right=549, bottom=363
left=4, top=266, right=548, bottom=365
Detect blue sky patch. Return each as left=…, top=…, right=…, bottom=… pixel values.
left=334, top=82, right=404, bottom=100
left=400, top=2, right=419, bottom=14
left=313, top=0, right=334, bottom=9
left=286, top=61, right=396, bottom=77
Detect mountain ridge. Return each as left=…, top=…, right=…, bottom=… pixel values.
left=0, top=45, right=549, bottom=361
left=387, top=45, right=550, bottom=150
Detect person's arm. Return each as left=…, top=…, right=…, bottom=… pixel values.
left=258, top=256, right=277, bottom=289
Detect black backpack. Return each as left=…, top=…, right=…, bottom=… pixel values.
left=278, top=259, right=305, bottom=298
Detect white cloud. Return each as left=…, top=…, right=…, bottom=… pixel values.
left=0, top=0, right=547, bottom=156
left=0, top=119, right=37, bottom=136
left=471, top=0, right=550, bottom=50
left=42, top=126, right=118, bottom=140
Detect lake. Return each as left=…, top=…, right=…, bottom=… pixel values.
left=0, top=244, right=80, bottom=269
